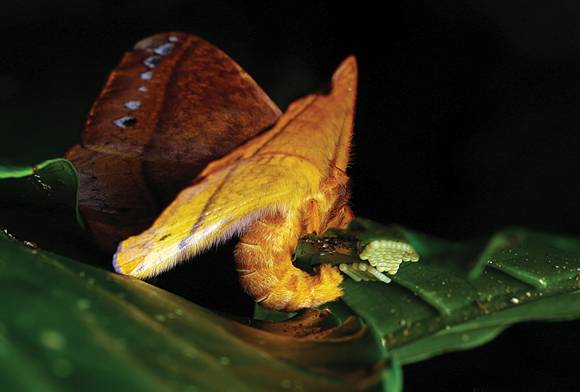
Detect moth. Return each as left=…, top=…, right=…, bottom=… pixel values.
left=67, top=32, right=357, bottom=311
left=66, top=33, right=281, bottom=253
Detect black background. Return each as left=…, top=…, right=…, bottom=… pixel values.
left=1, top=1, right=579, bottom=390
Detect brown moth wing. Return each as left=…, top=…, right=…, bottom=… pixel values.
left=65, top=145, right=158, bottom=250
left=66, top=32, right=281, bottom=252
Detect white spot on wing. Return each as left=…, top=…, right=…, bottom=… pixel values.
left=114, top=116, right=137, bottom=128
left=124, top=100, right=141, bottom=110
left=140, top=71, right=153, bottom=80
left=153, top=42, right=174, bottom=56
left=144, top=55, right=161, bottom=68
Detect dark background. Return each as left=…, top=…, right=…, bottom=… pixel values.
left=1, top=1, right=579, bottom=390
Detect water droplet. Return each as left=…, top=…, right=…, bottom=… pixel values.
left=168, top=36, right=179, bottom=42
left=138, top=85, right=148, bottom=92
left=76, top=298, right=91, bottom=310
left=153, top=42, right=174, bottom=56
left=40, top=330, right=66, bottom=350
left=33, top=173, right=52, bottom=191
left=124, top=100, right=141, bottom=110
left=219, top=356, right=230, bottom=365
left=52, top=358, right=73, bottom=378
left=155, top=314, right=166, bottom=322
left=510, top=297, right=519, bottom=304
left=23, top=240, right=38, bottom=249
left=114, top=116, right=137, bottom=128
left=140, top=71, right=153, bottom=80
left=1, top=228, right=16, bottom=240
left=175, top=308, right=184, bottom=316
left=144, top=55, right=161, bottom=68
left=280, top=379, right=292, bottom=389
left=86, top=278, right=95, bottom=285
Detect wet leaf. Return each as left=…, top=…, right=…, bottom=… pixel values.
left=0, top=159, right=88, bottom=258
left=0, top=236, right=399, bottom=391
left=295, top=218, right=580, bottom=364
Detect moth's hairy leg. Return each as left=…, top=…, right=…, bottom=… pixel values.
left=304, top=199, right=322, bottom=234
left=235, top=211, right=343, bottom=311
left=327, top=204, right=355, bottom=230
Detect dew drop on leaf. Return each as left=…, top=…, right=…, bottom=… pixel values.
left=40, top=330, right=66, bottom=350
left=76, top=298, right=91, bottom=310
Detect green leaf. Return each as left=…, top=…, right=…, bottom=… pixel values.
left=5, top=158, right=579, bottom=389
left=0, top=236, right=399, bottom=391
left=0, top=159, right=85, bottom=256
left=295, top=218, right=580, bottom=365
left=0, top=158, right=82, bottom=226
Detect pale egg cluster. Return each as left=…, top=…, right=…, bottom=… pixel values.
left=339, top=262, right=392, bottom=283
left=339, top=239, right=420, bottom=284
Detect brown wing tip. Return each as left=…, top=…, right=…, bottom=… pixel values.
left=133, top=32, right=195, bottom=50
left=333, top=55, right=358, bottom=84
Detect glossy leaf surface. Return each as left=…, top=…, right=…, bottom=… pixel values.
left=0, top=236, right=397, bottom=391
left=295, top=218, right=580, bottom=364
left=0, top=159, right=86, bottom=258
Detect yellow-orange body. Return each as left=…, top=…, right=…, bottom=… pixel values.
left=236, top=172, right=354, bottom=310
left=114, top=56, right=358, bottom=311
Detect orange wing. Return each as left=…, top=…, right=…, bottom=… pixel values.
left=114, top=57, right=357, bottom=310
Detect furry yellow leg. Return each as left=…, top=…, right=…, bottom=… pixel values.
left=235, top=212, right=343, bottom=311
